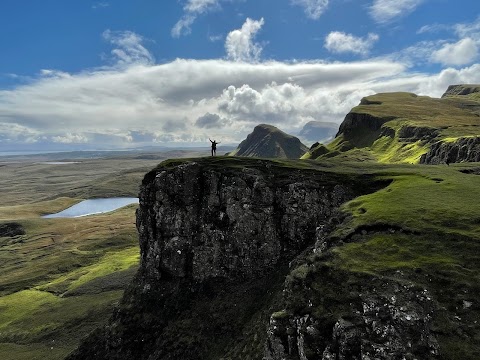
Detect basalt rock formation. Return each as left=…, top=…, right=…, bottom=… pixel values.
left=228, top=124, right=308, bottom=159
left=442, top=84, right=480, bottom=98
left=66, top=158, right=393, bottom=360
left=420, top=137, right=480, bottom=164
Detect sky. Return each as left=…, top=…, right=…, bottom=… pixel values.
left=0, top=0, right=479, bottom=150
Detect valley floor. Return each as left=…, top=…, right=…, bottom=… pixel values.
left=0, top=151, right=204, bottom=360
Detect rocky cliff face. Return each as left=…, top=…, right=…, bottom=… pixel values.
left=420, top=137, right=480, bottom=164
left=137, top=160, right=349, bottom=282
left=67, top=158, right=379, bottom=360
left=327, top=89, right=480, bottom=164
left=264, top=266, right=439, bottom=360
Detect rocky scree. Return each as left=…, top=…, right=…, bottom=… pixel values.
left=265, top=265, right=439, bottom=360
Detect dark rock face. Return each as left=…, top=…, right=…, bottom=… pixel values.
left=335, top=112, right=395, bottom=150
left=265, top=271, right=439, bottom=360
left=138, top=161, right=350, bottom=282
left=420, top=137, right=480, bottom=164
left=398, top=126, right=439, bottom=142
left=337, top=112, right=391, bottom=138
left=229, top=124, right=309, bottom=159
left=442, top=84, right=480, bottom=98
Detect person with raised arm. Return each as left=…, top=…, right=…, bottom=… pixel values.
left=209, top=138, right=220, bottom=156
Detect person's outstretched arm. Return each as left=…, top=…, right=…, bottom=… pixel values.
left=209, top=138, right=213, bottom=143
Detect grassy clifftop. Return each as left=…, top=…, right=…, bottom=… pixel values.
left=304, top=87, right=480, bottom=164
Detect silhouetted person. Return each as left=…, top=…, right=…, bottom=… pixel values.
left=209, top=138, right=220, bottom=156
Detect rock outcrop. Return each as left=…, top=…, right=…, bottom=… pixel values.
left=265, top=269, right=439, bottom=360
left=228, top=124, right=308, bottom=159
left=0, top=222, right=25, bottom=237
left=420, top=137, right=480, bottom=164
left=137, top=161, right=350, bottom=281
left=442, top=84, right=480, bottom=98
left=66, top=158, right=387, bottom=360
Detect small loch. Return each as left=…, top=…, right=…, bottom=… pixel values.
left=43, top=198, right=139, bottom=218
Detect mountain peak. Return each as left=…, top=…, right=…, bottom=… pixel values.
left=229, top=124, right=308, bottom=159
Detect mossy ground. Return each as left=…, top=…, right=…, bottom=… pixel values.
left=0, top=206, right=140, bottom=360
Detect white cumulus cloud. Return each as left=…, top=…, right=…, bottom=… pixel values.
left=225, top=18, right=265, bottom=62
left=102, top=30, right=154, bottom=66
left=324, top=32, right=379, bottom=56
left=370, top=0, right=424, bottom=24
left=291, top=0, right=329, bottom=20
left=431, top=38, right=479, bottom=66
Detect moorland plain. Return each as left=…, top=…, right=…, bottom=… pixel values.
left=0, top=150, right=205, bottom=360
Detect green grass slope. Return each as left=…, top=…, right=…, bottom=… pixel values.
left=303, top=88, right=480, bottom=164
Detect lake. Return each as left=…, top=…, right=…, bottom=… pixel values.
left=43, top=198, right=139, bottom=218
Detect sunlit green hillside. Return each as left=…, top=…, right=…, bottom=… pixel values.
left=303, top=88, right=480, bottom=164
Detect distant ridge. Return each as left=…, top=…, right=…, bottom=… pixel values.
left=442, top=84, right=480, bottom=98
left=298, top=121, right=338, bottom=143
left=303, top=84, right=480, bottom=164
left=228, top=124, right=308, bottom=159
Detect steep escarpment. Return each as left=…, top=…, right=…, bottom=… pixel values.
left=228, top=124, right=308, bottom=159
left=304, top=88, right=480, bottom=164
left=67, top=158, right=383, bottom=360
left=137, top=160, right=349, bottom=281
